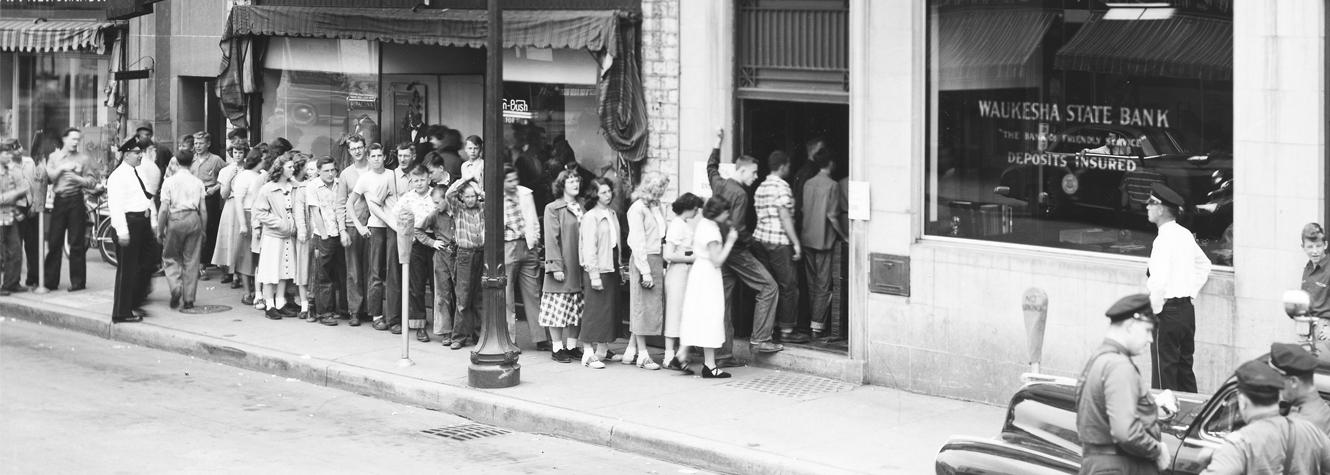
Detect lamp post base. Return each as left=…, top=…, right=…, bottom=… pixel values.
left=468, top=363, right=521, bottom=389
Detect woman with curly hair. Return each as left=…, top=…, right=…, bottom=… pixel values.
left=577, top=177, right=624, bottom=369
left=540, top=169, right=587, bottom=363
left=213, top=140, right=249, bottom=286
left=233, top=147, right=264, bottom=305
left=253, top=153, right=300, bottom=320
left=620, top=171, right=670, bottom=370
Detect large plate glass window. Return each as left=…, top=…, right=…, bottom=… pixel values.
left=261, top=38, right=380, bottom=167
left=924, top=0, right=1233, bottom=266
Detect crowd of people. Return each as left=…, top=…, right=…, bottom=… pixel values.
left=1, top=123, right=850, bottom=379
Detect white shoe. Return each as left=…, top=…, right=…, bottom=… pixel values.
left=582, top=353, right=605, bottom=369
left=620, top=349, right=637, bottom=365
left=637, top=355, right=661, bottom=371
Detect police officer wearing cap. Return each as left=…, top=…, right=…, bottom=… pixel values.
left=1200, top=359, right=1330, bottom=474
left=1076, top=294, right=1172, bottom=474
left=1269, top=342, right=1330, bottom=434
left=1146, top=183, right=1211, bottom=393
left=108, top=137, right=158, bottom=323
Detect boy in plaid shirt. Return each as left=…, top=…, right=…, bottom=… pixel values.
left=751, top=151, right=809, bottom=344
left=0, top=151, right=28, bottom=295
left=442, top=176, right=485, bottom=350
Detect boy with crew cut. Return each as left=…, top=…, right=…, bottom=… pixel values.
left=418, top=184, right=458, bottom=346
left=306, top=156, right=344, bottom=326
left=396, top=164, right=437, bottom=342
left=159, top=150, right=208, bottom=310
left=444, top=176, right=485, bottom=350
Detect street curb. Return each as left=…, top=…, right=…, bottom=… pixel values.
left=1, top=300, right=863, bottom=475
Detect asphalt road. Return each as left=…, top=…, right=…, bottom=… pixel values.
left=0, top=320, right=707, bottom=475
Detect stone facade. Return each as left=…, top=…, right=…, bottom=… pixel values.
left=641, top=0, right=681, bottom=199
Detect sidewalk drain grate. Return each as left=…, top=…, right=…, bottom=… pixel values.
left=725, top=373, right=854, bottom=398
left=422, top=424, right=513, bottom=441
left=180, top=305, right=232, bottom=314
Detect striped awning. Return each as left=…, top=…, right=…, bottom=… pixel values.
left=937, top=9, right=1059, bottom=81
left=1054, top=12, right=1232, bottom=81
left=0, top=19, right=114, bottom=53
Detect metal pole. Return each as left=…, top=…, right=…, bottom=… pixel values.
left=468, top=0, right=520, bottom=389
left=33, top=206, right=47, bottom=294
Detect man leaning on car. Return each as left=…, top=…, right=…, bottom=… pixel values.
left=1075, top=294, right=1172, bottom=474
left=1269, top=342, right=1330, bottom=435
left=1199, top=359, right=1330, bottom=475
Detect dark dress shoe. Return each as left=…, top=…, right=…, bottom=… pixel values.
left=372, top=319, right=389, bottom=331
left=169, top=294, right=180, bottom=309
left=450, top=337, right=467, bottom=350
left=318, top=315, right=339, bottom=326
left=551, top=349, right=573, bottom=363
left=779, top=332, right=812, bottom=344
left=219, top=274, right=233, bottom=284
left=567, top=347, right=584, bottom=360
left=113, top=314, right=144, bottom=323
left=264, top=308, right=284, bottom=320
left=4, top=285, right=28, bottom=293
left=389, top=324, right=402, bottom=335
left=416, top=329, right=430, bottom=342
left=348, top=315, right=361, bottom=327
left=182, top=302, right=194, bottom=310
left=275, top=306, right=298, bottom=317
left=67, top=285, right=86, bottom=292
left=0, top=290, right=10, bottom=297
left=701, top=365, right=731, bottom=379
left=535, top=341, right=553, bottom=352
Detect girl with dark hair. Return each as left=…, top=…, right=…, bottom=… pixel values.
left=677, top=195, right=739, bottom=378
left=661, top=192, right=705, bottom=372
left=253, top=154, right=299, bottom=320
left=290, top=155, right=316, bottom=321
left=213, top=140, right=250, bottom=285
left=539, top=169, right=587, bottom=363
left=232, top=148, right=264, bottom=304
left=577, top=177, right=624, bottom=369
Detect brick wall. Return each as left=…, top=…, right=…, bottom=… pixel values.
left=641, top=0, right=681, bottom=199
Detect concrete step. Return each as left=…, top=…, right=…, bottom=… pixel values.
left=735, top=340, right=866, bottom=384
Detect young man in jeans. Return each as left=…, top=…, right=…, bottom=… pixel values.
left=752, top=150, right=811, bottom=345
left=0, top=150, right=28, bottom=295
left=306, top=156, right=343, bottom=326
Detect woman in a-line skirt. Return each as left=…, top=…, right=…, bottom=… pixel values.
left=539, top=169, right=587, bottom=363
left=577, top=177, right=623, bottom=369
left=253, top=153, right=299, bottom=320
left=212, top=141, right=246, bottom=285
left=622, top=171, right=670, bottom=370
left=677, top=195, right=739, bottom=379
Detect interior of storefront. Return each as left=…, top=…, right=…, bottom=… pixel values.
left=3, top=52, right=114, bottom=164
left=925, top=0, right=1234, bottom=266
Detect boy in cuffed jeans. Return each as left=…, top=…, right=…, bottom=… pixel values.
left=420, top=184, right=457, bottom=345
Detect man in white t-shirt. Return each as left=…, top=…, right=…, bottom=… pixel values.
left=335, top=134, right=369, bottom=325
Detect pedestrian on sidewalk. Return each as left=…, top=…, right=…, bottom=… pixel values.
left=446, top=176, right=485, bottom=350
left=358, top=143, right=407, bottom=334
left=246, top=143, right=281, bottom=310
left=232, top=148, right=263, bottom=306
left=254, top=154, right=300, bottom=320
left=396, top=163, right=436, bottom=342
left=662, top=192, right=704, bottom=372
left=622, top=171, right=669, bottom=370
left=502, top=164, right=548, bottom=350
left=0, top=139, right=46, bottom=290
left=108, top=138, right=158, bottom=323
left=213, top=141, right=248, bottom=287
left=752, top=150, right=809, bottom=345
left=706, top=128, right=781, bottom=359
left=0, top=150, right=29, bottom=295
left=418, top=183, right=455, bottom=343
left=540, top=169, right=586, bottom=363
left=1145, top=183, right=1210, bottom=392
left=578, top=177, right=624, bottom=369
left=1199, top=359, right=1330, bottom=474
left=349, top=144, right=393, bottom=329
left=291, top=155, right=316, bottom=321
left=1075, top=294, right=1170, bottom=474
left=678, top=196, right=738, bottom=379
left=189, top=132, right=225, bottom=280
left=800, top=150, right=847, bottom=340
left=45, top=127, right=100, bottom=292
left=158, top=150, right=207, bottom=310
left=335, top=134, right=370, bottom=326
left=305, top=156, right=343, bottom=326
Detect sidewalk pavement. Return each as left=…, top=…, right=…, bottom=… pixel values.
left=2, top=259, right=1006, bottom=475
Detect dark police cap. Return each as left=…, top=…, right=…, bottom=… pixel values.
left=118, top=137, right=145, bottom=153
left=1106, top=294, right=1154, bottom=322
left=1150, top=183, right=1185, bottom=208
left=1235, top=359, right=1285, bottom=398
left=1270, top=342, right=1319, bottom=376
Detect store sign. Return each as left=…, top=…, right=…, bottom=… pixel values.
left=502, top=98, right=534, bottom=123
left=977, top=101, right=1171, bottom=128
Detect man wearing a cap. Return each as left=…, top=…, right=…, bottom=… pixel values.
left=1076, top=294, right=1172, bottom=474
left=107, top=138, right=159, bottom=322
left=1145, top=182, right=1211, bottom=393
left=1200, top=359, right=1330, bottom=474
left=1269, top=342, right=1330, bottom=434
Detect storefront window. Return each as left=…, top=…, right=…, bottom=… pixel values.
left=502, top=81, right=615, bottom=175
left=261, top=38, right=380, bottom=163
left=925, top=1, right=1234, bottom=266
left=4, top=53, right=113, bottom=163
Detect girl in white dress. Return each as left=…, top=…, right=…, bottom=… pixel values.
left=662, top=192, right=705, bottom=373
left=254, top=155, right=298, bottom=320
left=677, top=195, right=739, bottom=379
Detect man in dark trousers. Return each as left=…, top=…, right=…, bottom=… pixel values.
left=108, top=138, right=159, bottom=323
left=1268, top=342, right=1330, bottom=434
left=1199, top=359, right=1330, bottom=474
left=1075, top=294, right=1171, bottom=474
left=707, top=128, right=783, bottom=363
left=1145, top=183, right=1211, bottom=392
left=44, top=127, right=99, bottom=292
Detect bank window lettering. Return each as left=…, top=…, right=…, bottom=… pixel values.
left=924, top=0, right=1233, bottom=266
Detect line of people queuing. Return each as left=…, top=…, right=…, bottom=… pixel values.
left=8, top=122, right=850, bottom=379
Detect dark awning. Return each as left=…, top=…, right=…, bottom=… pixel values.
left=1054, top=12, right=1232, bottom=81
left=0, top=18, right=115, bottom=53
left=937, top=9, right=1059, bottom=82
left=221, top=5, right=620, bottom=52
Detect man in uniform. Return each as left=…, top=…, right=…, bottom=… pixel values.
left=1146, top=183, right=1211, bottom=392
left=108, top=138, right=158, bottom=323
left=1269, top=342, right=1330, bottom=434
left=1076, top=294, right=1172, bottom=474
left=1200, top=359, right=1330, bottom=474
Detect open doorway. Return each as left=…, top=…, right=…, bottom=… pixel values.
left=736, top=99, right=850, bottom=354
left=178, top=77, right=225, bottom=154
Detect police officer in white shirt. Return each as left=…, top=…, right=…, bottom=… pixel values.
left=109, top=138, right=159, bottom=323
left=1145, top=183, right=1211, bottom=392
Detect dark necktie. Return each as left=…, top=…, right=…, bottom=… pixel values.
left=133, top=168, right=153, bottom=200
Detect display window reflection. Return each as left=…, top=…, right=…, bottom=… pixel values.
left=925, top=0, right=1233, bottom=266
left=260, top=38, right=380, bottom=164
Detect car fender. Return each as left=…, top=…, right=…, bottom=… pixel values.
left=935, top=436, right=1078, bottom=475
